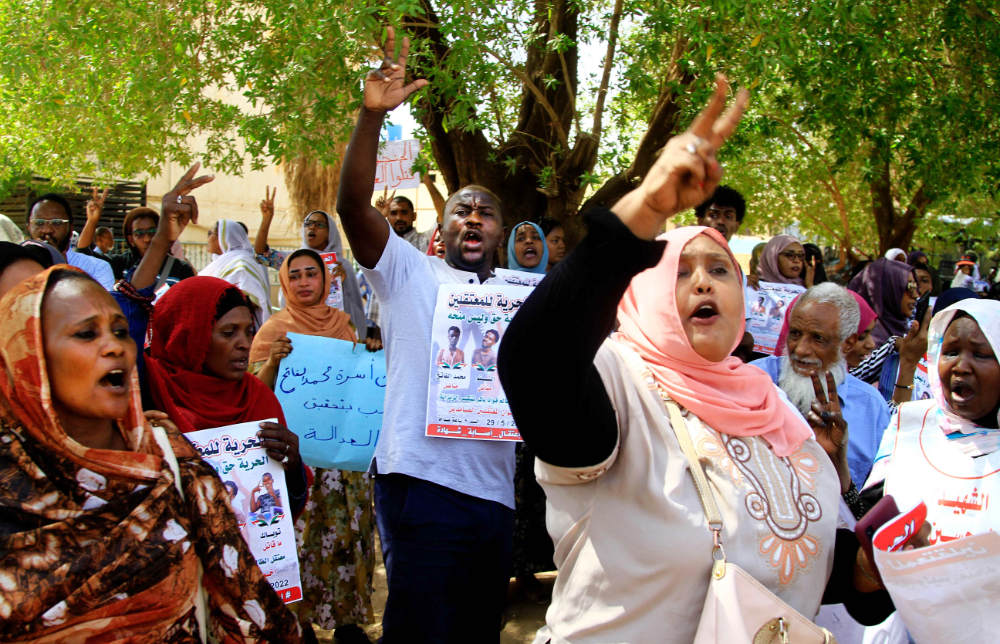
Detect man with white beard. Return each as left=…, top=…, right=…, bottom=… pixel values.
left=752, top=282, right=891, bottom=488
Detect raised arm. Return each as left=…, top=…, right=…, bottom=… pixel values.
left=76, top=187, right=109, bottom=249
left=499, top=77, right=748, bottom=468
left=336, top=27, right=428, bottom=269
left=131, top=163, right=214, bottom=289
left=254, top=185, right=277, bottom=255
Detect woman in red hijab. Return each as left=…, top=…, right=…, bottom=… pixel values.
left=144, top=276, right=308, bottom=514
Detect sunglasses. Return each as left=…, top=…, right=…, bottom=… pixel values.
left=131, top=227, right=157, bottom=238
left=780, top=251, right=806, bottom=261
left=30, top=218, right=70, bottom=227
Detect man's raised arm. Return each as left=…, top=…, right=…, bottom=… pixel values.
left=337, top=27, right=428, bottom=269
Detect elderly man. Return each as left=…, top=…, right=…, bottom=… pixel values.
left=28, top=193, right=114, bottom=289
left=752, top=282, right=891, bottom=487
left=336, top=29, right=513, bottom=643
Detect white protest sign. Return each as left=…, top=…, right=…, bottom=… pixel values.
left=425, top=283, right=532, bottom=441
left=746, top=281, right=805, bottom=355
left=374, top=139, right=420, bottom=190
left=874, top=532, right=1000, bottom=643
left=275, top=333, right=385, bottom=472
left=185, top=419, right=303, bottom=604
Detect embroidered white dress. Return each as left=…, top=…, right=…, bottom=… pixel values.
left=534, top=341, right=840, bottom=643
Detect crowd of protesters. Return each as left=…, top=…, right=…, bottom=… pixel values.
left=2, top=24, right=999, bottom=644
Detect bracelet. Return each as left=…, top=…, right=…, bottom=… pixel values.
left=894, top=382, right=914, bottom=390
left=842, top=481, right=866, bottom=520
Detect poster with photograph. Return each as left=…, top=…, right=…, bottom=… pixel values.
left=318, top=252, right=344, bottom=310
left=746, top=281, right=806, bottom=355
left=275, top=333, right=386, bottom=472
left=425, top=284, right=532, bottom=441
left=185, top=419, right=302, bottom=604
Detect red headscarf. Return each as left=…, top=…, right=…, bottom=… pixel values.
left=775, top=290, right=878, bottom=356
left=145, top=276, right=286, bottom=433
left=614, top=226, right=811, bottom=457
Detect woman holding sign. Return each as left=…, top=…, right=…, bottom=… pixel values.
left=0, top=267, right=303, bottom=642
left=498, top=77, right=893, bottom=642
left=144, top=276, right=309, bottom=518
left=250, top=249, right=376, bottom=644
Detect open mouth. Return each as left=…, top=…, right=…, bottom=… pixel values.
left=522, top=246, right=538, bottom=258
left=99, top=369, right=127, bottom=391
left=949, top=379, right=976, bottom=404
left=690, top=303, right=719, bottom=320
left=462, top=230, right=483, bottom=251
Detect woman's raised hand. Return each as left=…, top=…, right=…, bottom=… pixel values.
left=259, top=185, right=276, bottom=221
left=267, top=333, right=292, bottom=367
left=160, top=163, right=214, bottom=243
left=614, top=75, right=749, bottom=240
left=363, top=26, right=429, bottom=113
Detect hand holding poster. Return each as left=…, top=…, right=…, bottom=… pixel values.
left=872, top=506, right=1000, bottom=643
left=275, top=333, right=386, bottom=471
left=745, top=281, right=806, bottom=355
left=185, top=419, right=302, bottom=604
left=425, top=284, right=531, bottom=441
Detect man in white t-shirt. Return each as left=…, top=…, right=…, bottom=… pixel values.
left=336, top=28, right=515, bottom=644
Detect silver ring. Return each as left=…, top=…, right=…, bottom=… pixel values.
left=685, top=142, right=698, bottom=155
left=281, top=454, right=289, bottom=465
left=176, top=195, right=183, bottom=204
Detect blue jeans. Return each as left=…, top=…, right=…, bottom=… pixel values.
left=375, top=473, right=513, bottom=643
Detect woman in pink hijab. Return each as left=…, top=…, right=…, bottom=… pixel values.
left=498, top=79, right=892, bottom=642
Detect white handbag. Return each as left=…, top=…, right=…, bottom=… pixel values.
left=659, top=398, right=836, bottom=644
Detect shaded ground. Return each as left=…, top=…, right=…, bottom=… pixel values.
left=314, top=536, right=553, bottom=643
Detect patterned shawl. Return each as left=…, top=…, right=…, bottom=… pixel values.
left=0, top=267, right=301, bottom=642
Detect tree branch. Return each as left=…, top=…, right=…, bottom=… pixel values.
left=591, top=0, right=624, bottom=143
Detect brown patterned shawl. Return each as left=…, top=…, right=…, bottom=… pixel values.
left=0, top=267, right=302, bottom=643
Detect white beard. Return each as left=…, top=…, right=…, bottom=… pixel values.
left=778, top=354, right=848, bottom=417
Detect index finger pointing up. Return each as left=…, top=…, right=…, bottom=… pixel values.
left=383, top=26, right=397, bottom=62
left=687, top=74, right=730, bottom=140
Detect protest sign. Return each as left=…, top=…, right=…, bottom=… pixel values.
left=745, top=281, right=806, bottom=354
left=185, top=419, right=302, bottom=604
left=374, top=139, right=420, bottom=190
left=318, top=252, right=344, bottom=310
left=873, top=514, right=1000, bottom=643
left=494, top=267, right=543, bottom=287
left=275, top=333, right=385, bottom=471
left=425, top=284, right=531, bottom=441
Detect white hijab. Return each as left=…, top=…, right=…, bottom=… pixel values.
left=300, top=210, right=367, bottom=339
left=927, top=298, right=1000, bottom=433
left=0, top=214, right=24, bottom=243
left=199, top=219, right=272, bottom=323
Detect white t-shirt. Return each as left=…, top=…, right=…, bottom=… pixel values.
left=534, top=341, right=839, bottom=643
left=363, top=230, right=516, bottom=508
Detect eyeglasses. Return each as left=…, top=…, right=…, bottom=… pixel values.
left=779, top=251, right=806, bottom=261
left=704, top=207, right=738, bottom=222
left=906, top=281, right=919, bottom=294
left=131, top=227, right=157, bottom=238
left=303, top=220, right=328, bottom=229
left=30, top=218, right=70, bottom=228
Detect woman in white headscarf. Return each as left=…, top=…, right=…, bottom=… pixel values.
left=0, top=214, right=24, bottom=243
left=254, top=192, right=367, bottom=339
left=200, top=218, right=272, bottom=324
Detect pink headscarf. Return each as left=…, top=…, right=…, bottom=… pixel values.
left=615, top=226, right=811, bottom=457
left=775, top=290, right=878, bottom=356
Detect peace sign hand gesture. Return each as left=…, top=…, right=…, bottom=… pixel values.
left=364, top=26, right=429, bottom=113
left=260, top=185, right=276, bottom=221
left=613, top=75, right=749, bottom=240
left=85, top=187, right=109, bottom=224
left=159, top=162, right=214, bottom=243
left=808, top=372, right=851, bottom=493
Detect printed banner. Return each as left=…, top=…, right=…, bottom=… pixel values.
left=318, top=252, right=344, bottom=310
left=874, top=527, right=1000, bottom=643
left=494, top=267, right=543, bottom=287
left=185, top=419, right=302, bottom=604
left=425, top=284, right=532, bottom=441
left=374, top=139, right=420, bottom=190
left=746, top=281, right=806, bottom=355
left=275, top=333, right=385, bottom=471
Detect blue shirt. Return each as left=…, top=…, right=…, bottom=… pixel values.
left=66, top=249, right=115, bottom=290
left=751, top=355, right=891, bottom=486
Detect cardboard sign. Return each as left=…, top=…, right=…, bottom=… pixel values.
left=276, top=333, right=385, bottom=471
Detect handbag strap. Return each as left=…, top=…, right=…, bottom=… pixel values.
left=659, top=395, right=727, bottom=567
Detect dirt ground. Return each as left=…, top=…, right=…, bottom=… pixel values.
left=314, top=537, right=553, bottom=643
